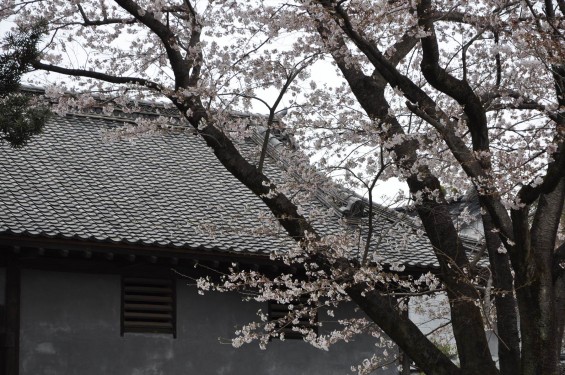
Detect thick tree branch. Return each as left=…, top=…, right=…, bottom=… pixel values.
left=417, top=0, right=490, bottom=155
left=517, top=133, right=565, bottom=205
left=481, top=211, right=521, bottom=374
left=346, top=283, right=461, bottom=375
left=31, top=61, right=163, bottom=91
left=518, top=177, right=565, bottom=374
left=532, top=178, right=565, bottom=264
left=76, top=4, right=136, bottom=26
left=113, top=0, right=190, bottom=88
left=555, top=242, right=565, bottom=276
left=361, top=162, right=388, bottom=265
left=311, top=5, right=498, bottom=374
left=184, top=0, right=202, bottom=86
left=559, top=0, right=565, bottom=15
left=315, top=0, right=514, bottom=243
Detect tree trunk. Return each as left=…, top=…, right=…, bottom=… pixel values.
left=481, top=211, right=521, bottom=375
left=514, top=179, right=565, bottom=374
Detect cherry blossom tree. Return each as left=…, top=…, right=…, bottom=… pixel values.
left=2, top=1, right=565, bottom=374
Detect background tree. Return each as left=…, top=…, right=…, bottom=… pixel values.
left=0, top=21, right=49, bottom=147
left=1, top=1, right=564, bottom=374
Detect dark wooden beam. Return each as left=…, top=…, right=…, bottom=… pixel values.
left=0, top=302, right=4, bottom=373
left=0, top=235, right=273, bottom=266
left=4, top=256, right=20, bottom=375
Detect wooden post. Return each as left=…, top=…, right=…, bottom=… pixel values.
left=0, top=303, right=5, bottom=373
left=4, top=256, right=20, bottom=375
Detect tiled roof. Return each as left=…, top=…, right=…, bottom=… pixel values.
left=0, top=104, right=442, bottom=268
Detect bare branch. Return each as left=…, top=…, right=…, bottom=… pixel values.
left=76, top=4, right=136, bottom=26
left=31, top=61, right=163, bottom=91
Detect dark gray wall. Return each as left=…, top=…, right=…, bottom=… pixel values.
left=0, top=267, right=5, bottom=304
left=19, top=269, right=396, bottom=375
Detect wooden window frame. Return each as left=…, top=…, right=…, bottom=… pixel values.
left=121, top=277, right=177, bottom=337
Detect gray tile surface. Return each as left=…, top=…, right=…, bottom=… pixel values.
left=0, top=111, right=440, bottom=268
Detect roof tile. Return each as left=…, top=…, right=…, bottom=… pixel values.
left=0, top=111, right=440, bottom=268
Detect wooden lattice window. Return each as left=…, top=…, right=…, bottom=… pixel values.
left=268, top=298, right=318, bottom=339
left=121, top=277, right=176, bottom=337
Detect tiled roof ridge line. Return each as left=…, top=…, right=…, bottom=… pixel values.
left=19, top=85, right=188, bottom=121
left=19, top=85, right=274, bottom=124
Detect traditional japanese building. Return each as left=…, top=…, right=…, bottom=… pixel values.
left=0, top=89, right=445, bottom=375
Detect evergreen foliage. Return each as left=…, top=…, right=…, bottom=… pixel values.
left=0, top=20, right=49, bottom=147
